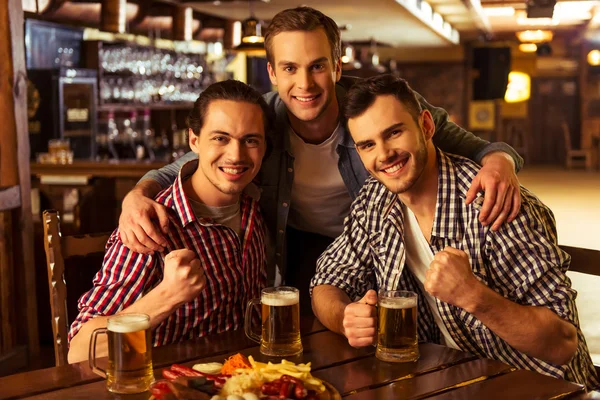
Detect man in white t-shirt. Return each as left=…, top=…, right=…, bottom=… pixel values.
left=310, top=75, right=597, bottom=389
left=117, top=7, right=524, bottom=313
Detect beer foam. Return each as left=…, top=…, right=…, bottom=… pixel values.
left=262, top=292, right=299, bottom=307
left=107, top=314, right=150, bottom=333
left=379, top=296, right=417, bottom=309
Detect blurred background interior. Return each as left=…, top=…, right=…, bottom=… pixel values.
left=0, top=0, right=599, bottom=377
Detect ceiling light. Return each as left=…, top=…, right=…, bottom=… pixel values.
left=554, top=1, right=593, bottom=20
left=234, top=1, right=265, bottom=54
left=516, top=30, right=554, bottom=43
left=483, top=7, right=515, bottom=17
left=588, top=50, right=600, bottom=66
left=519, top=43, right=538, bottom=53
left=241, top=17, right=264, bottom=44
left=517, top=16, right=559, bottom=26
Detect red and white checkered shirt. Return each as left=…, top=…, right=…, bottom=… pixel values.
left=68, top=160, right=267, bottom=346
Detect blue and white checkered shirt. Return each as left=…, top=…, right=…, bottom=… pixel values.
left=311, top=150, right=598, bottom=389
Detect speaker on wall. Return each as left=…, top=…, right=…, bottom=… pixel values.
left=472, top=47, right=511, bottom=100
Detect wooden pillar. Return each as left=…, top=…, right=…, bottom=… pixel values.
left=0, top=0, right=40, bottom=373
left=101, top=0, right=127, bottom=34
left=173, top=6, right=193, bottom=42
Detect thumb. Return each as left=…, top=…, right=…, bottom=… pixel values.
left=154, top=203, right=171, bottom=234
left=359, top=289, right=378, bottom=306
left=465, top=175, right=481, bottom=205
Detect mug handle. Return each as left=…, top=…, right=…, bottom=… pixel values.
left=244, top=298, right=261, bottom=344
left=89, top=328, right=108, bottom=378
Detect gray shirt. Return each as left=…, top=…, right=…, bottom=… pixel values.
left=140, top=77, right=523, bottom=285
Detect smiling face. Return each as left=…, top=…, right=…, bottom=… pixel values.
left=189, top=99, right=266, bottom=206
left=267, top=28, right=342, bottom=125
left=348, top=95, right=435, bottom=194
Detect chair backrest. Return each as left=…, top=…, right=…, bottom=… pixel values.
left=561, top=122, right=573, bottom=152
left=42, top=210, right=110, bottom=366
left=560, top=244, right=600, bottom=383
left=560, top=245, right=600, bottom=276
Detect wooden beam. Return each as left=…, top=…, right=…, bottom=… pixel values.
left=0, top=211, right=15, bottom=355
left=0, top=186, right=21, bottom=212
left=5, top=0, right=40, bottom=362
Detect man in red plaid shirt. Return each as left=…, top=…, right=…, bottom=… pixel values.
left=67, top=80, right=270, bottom=363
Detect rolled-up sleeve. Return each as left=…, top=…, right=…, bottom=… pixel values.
left=68, top=230, right=157, bottom=343
left=484, top=189, right=576, bottom=326
left=310, top=204, right=375, bottom=302
left=139, top=151, right=196, bottom=188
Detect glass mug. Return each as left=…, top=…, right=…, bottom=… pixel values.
left=376, top=290, right=419, bottom=363
left=89, top=313, right=154, bottom=393
left=245, top=286, right=303, bottom=357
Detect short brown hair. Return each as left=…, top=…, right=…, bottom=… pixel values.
left=344, top=75, right=423, bottom=124
left=186, top=80, right=271, bottom=140
left=264, top=7, right=342, bottom=66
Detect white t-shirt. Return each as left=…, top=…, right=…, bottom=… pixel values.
left=287, top=124, right=353, bottom=238
left=402, top=204, right=460, bottom=350
left=188, top=198, right=241, bottom=237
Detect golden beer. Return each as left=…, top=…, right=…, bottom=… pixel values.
left=90, top=313, right=154, bottom=394
left=376, top=291, right=419, bottom=362
left=245, top=287, right=303, bottom=357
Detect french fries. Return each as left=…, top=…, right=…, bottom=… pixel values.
left=246, top=356, right=325, bottom=393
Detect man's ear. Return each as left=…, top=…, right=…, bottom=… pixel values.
left=188, top=128, right=200, bottom=153
left=420, top=110, right=435, bottom=141
left=334, top=57, right=342, bottom=82
left=267, top=62, right=278, bottom=86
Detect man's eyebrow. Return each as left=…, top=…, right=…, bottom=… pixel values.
left=381, top=122, right=406, bottom=136
left=355, top=139, right=373, bottom=148
left=277, top=57, right=329, bottom=67
left=210, top=131, right=264, bottom=139
left=354, top=122, right=407, bottom=148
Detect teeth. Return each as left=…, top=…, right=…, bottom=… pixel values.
left=295, top=96, right=317, bottom=102
left=222, top=167, right=245, bottom=174
left=383, top=162, right=405, bottom=174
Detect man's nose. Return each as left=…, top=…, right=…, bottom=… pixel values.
left=297, top=69, right=314, bottom=90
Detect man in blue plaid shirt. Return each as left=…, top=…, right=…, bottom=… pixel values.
left=310, top=75, right=598, bottom=389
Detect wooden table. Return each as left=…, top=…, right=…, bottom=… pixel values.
left=0, top=317, right=587, bottom=399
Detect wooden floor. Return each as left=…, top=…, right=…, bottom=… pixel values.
left=519, top=165, right=600, bottom=366
left=519, top=165, right=600, bottom=251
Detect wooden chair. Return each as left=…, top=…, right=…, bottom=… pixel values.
left=562, top=123, right=595, bottom=170
left=560, top=244, right=600, bottom=382
left=42, top=210, right=111, bottom=366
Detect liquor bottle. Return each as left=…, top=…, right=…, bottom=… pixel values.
left=140, top=108, right=156, bottom=161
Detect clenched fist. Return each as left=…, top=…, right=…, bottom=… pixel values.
left=159, top=249, right=206, bottom=308
left=343, top=290, right=378, bottom=348
left=424, top=247, right=482, bottom=311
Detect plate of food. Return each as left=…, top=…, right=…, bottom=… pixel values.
left=149, top=353, right=340, bottom=400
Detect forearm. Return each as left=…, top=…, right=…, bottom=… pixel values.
left=68, top=285, right=178, bottom=364
left=131, top=179, right=163, bottom=200
left=465, top=284, right=578, bottom=365
left=311, top=285, right=352, bottom=335
left=138, top=151, right=195, bottom=188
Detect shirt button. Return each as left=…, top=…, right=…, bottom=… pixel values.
left=282, top=202, right=288, bottom=207
left=279, top=229, right=284, bottom=234
left=287, top=168, right=293, bottom=173
left=276, top=253, right=281, bottom=257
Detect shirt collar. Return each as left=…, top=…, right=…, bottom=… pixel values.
left=375, top=149, right=465, bottom=241
left=169, top=159, right=260, bottom=228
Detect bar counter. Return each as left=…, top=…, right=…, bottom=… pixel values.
left=30, top=160, right=168, bottom=179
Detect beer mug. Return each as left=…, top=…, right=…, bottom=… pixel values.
left=89, top=313, right=154, bottom=393
left=245, top=286, right=303, bottom=357
left=376, top=290, right=419, bottom=362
